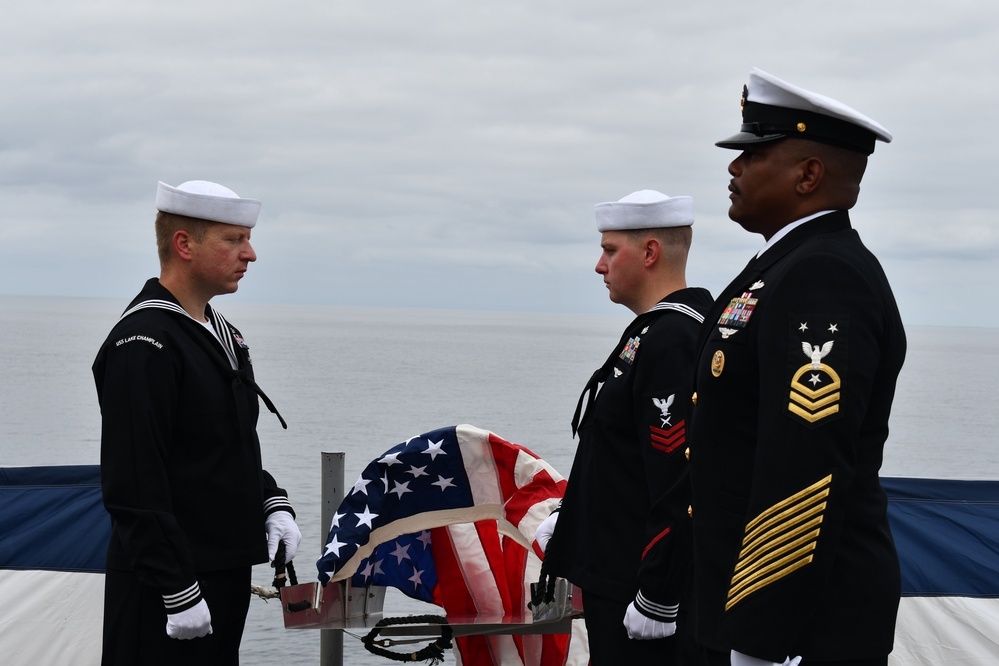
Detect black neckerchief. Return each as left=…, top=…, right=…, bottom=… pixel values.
left=118, top=299, right=287, bottom=430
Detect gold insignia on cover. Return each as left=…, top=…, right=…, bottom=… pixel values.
left=788, top=340, right=841, bottom=423
left=711, top=350, right=725, bottom=377
left=726, top=475, right=833, bottom=611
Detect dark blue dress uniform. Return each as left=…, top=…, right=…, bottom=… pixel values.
left=688, top=212, right=906, bottom=663
left=542, top=288, right=712, bottom=661
left=93, top=278, right=292, bottom=665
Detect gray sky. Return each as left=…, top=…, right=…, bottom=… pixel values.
left=2, top=1, right=996, bottom=327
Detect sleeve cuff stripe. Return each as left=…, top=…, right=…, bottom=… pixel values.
left=636, top=590, right=679, bottom=619
left=163, top=583, right=202, bottom=610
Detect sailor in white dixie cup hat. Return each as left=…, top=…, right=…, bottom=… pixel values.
left=93, top=179, right=300, bottom=665
left=155, top=180, right=262, bottom=227
left=594, top=189, right=695, bottom=232
left=537, top=187, right=711, bottom=663
left=687, top=69, right=906, bottom=666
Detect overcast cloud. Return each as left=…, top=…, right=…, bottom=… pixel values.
left=1, top=1, right=996, bottom=326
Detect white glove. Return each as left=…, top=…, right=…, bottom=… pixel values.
left=623, top=601, right=676, bottom=640
left=730, top=650, right=802, bottom=666
left=265, top=510, right=302, bottom=562
left=535, top=511, right=559, bottom=553
left=166, top=598, right=212, bottom=640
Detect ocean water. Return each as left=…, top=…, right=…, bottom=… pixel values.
left=1, top=294, right=997, bottom=665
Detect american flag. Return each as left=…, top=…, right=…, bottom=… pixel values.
left=315, top=424, right=588, bottom=665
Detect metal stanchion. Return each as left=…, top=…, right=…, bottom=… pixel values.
left=320, top=452, right=345, bottom=666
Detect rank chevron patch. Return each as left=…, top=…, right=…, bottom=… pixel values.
left=788, top=360, right=842, bottom=423
left=726, top=474, right=832, bottom=611
left=650, top=420, right=686, bottom=454
left=787, top=317, right=847, bottom=426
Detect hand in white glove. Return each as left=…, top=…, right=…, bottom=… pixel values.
left=730, top=650, right=802, bottom=666
left=266, top=510, right=302, bottom=562
left=166, top=598, right=212, bottom=640
left=623, top=601, right=677, bottom=640
left=535, top=511, right=559, bottom=553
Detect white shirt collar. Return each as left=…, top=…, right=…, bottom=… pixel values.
left=756, top=210, right=835, bottom=258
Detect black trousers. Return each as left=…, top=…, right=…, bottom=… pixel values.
left=102, top=565, right=251, bottom=666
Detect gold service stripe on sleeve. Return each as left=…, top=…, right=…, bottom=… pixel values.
left=725, top=474, right=833, bottom=611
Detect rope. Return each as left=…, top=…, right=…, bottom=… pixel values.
left=250, top=584, right=281, bottom=600
left=362, top=615, right=453, bottom=664
left=250, top=541, right=299, bottom=602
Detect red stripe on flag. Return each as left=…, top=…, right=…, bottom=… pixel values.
left=427, top=429, right=583, bottom=664
left=429, top=526, right=473, bottom=613
left=505, top=470, right=566, bottom=529
left=488, top=432, right=526, bottom=501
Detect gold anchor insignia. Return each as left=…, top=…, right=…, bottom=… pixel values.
left=711, top=350, right=725, bottom=377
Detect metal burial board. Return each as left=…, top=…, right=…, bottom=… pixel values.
left=281, top=581, right=388, bottom=629
left=281, top=577, right=581, bottom=637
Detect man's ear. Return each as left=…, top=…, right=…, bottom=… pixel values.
left=644, top=237, right=662, bottom=267
left=796, top=156, right=825, bottom=195
left=172, top=230, right=194, bottom=261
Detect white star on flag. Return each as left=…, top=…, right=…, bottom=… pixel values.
left=351, top=476, right=371, bottom=496
left=407, top=465, right=428, bottom=478
left=355, top=505, right=378, bottom=528
left=423, top=438, right=446, bottom=460
left=379, top=452, right=403, bottom=466
left=390, top=541, right=411, bottom=564
left=390, top=480, right=413, bottom=499
left=432, top=475, right=455, bottom=491
left=324, top=534, right=347, bottom=557
left=359, top=560, right=374, bottom=580
left=409, top=567, right=425, bottom=589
